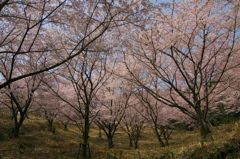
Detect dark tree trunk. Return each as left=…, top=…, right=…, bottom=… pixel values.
left=160, top=126, right=169, bottom=146
left=96, top=122, right=118, bottom=149
left=127, top=133, right=133, bottom=147
left=199, top=119, right=211, bottom=139
left=134, top=130, right=141, bottom=149
left=64, top=124, right=68, bottom=131
left=47, top=119, right=56, bottom=134
left=134, top=140, right=139, bottom=149
left=61, top=121, right=69, bottom=131
left=107, top=135, right=114, bottom=148
left=153, top=126, right=165, bottom=147
left=82, top=133, right=89, bottom=158
left=48, top=119, right=53, bottom=131
left=196, top=110, right=211, bottom=139
left=80, top=103, right=90, bottom=159
left=166, top=128, right=173, bottom=140
left=98, top=126, right=102, bottom=138
left=11, top=113, right=25, bottom=138
left=11, top=126, right=20, bottom=138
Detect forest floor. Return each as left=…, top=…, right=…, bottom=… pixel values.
left=0, top=113, right=240, bottom=159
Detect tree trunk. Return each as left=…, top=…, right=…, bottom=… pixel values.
left=107, top=135, right=114, bottom=148
left=79, top=133, right=89, bottom=158
left=96, top=122, right=118, bottom=149
left=199, top=119, right=211, bottom=139
left=81, top=126, right=90, bottom=158
left=11, top=113, right=25, bottom=138
left=128, top=134, right=133, bottom=147
left=161, top=127, right=169, bottom=146
left=11, top=126, right=20, bottom=138
left=153, top=126, right=165, bottom=147
left=64, top=124, right=68, bottom=131
left=81, top=143, right=87, bottom=159
left=61, top=121, right=69, bottom=131
left=48, top=119, right=54, bottom=131
left=81, top=103, right=90, bottom=159
left=98, top=126, right=102, bottom=138
left=47, top=119, right=56, bottom=134
left=134, top=140, right=139, bottom=149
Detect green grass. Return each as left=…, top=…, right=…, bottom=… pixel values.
left=0, top=113, right=239, bottom=159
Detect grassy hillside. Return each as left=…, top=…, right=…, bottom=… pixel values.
left=0, top=113, right=239, bottom=159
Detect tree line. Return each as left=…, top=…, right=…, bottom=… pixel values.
left=0, top=0, right=239, bottom=158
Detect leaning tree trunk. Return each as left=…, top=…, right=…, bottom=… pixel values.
left=160, top=126, right=169, bottom=146
left=153, top=126, right=165, bottom=147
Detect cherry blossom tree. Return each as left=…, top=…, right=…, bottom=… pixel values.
left=0, top=0, right=66, bottom=88
left=36, top=89, right=65, bottom=134
left=57, top=105, right=77, bottom=131
left=0, top=0, right=144, bottom=89
left=30, top=1, right=151, bottom=157
left=0, top=73, right=44, bottom=137
left=43, top=44, right=115, bottom=157
left=0, top=33, right=57, bottom=137
left=123, top=0, right=239, bottom=139
left=121, top=105, right=147, bottom=149
left=136, top=88, right=186, bottom=147
left=95, top=76, right=134, bottom=148
left=208, top=70, right=240, bottom=124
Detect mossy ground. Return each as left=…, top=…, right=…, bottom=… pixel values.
left=0, top=113, right=239, bottom=159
